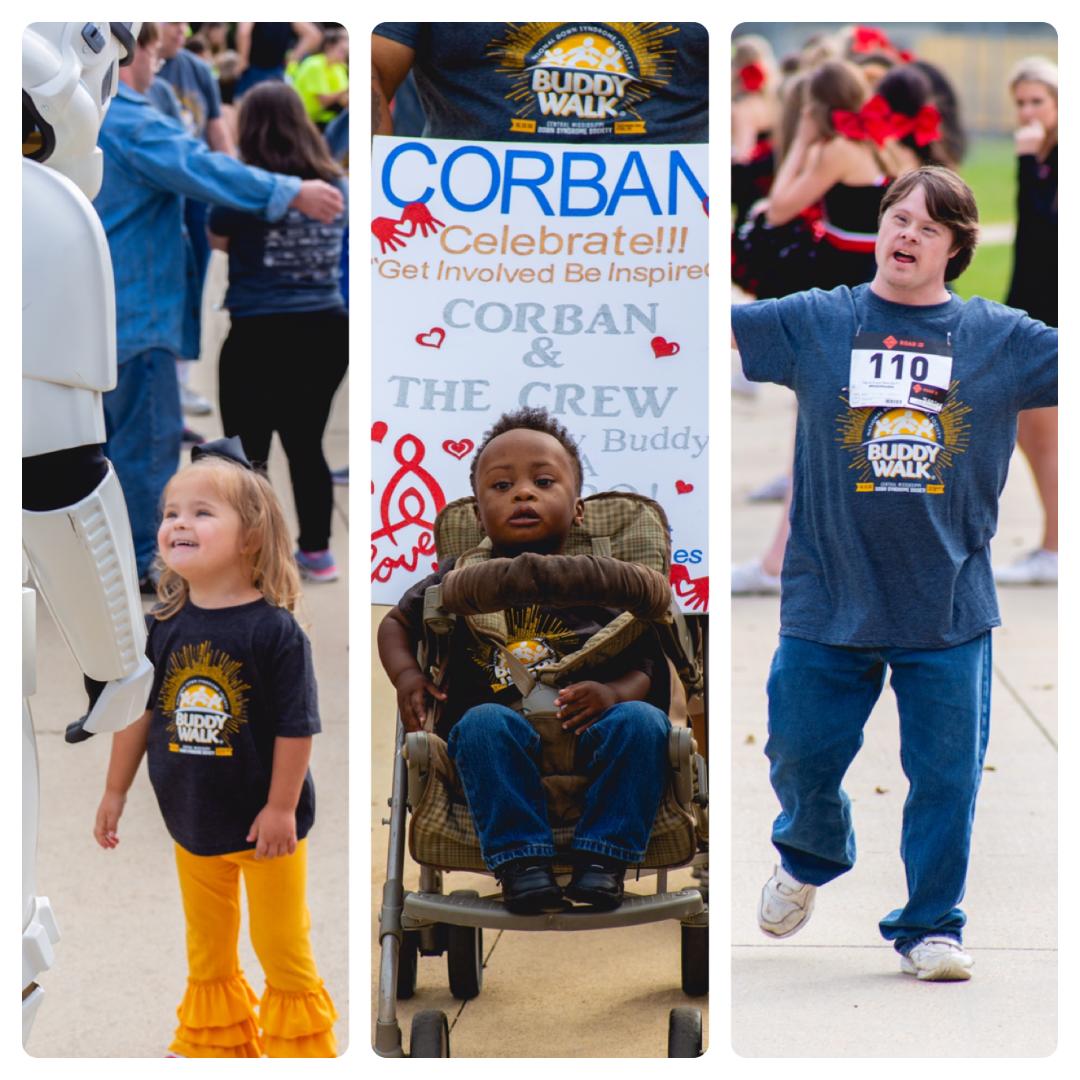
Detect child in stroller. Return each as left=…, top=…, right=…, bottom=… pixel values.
left=378, top=407, right=673, bottom=914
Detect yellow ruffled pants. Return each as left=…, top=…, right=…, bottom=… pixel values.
left=169, top=840, right=337, bottom=1057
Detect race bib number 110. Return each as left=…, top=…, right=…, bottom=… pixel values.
left=848, top=331, right=952, bottom=414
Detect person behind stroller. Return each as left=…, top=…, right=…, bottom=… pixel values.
left=377, top=408, right=672, bottom=915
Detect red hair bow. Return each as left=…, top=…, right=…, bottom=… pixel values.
left=739, top=62, right=766, bottom=93
left=851, top=25, right=915, bottom=62
left=892, top=104, right=942, bottom=147
left=831, top=95, right=894, bottom=146
left=852, top=26, right=893, bottom=55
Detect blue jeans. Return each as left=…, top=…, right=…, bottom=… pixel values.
left=103, top=348, right=183, bottom=577
left=765, top=632, right=992, bottom=953
left=447, top=701, right=671, bottom=870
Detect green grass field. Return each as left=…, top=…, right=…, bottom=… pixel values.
left=954, top=135, right=1016, bottom=302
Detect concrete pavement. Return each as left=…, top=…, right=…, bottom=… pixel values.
left=24, top=252, right=350, bottom=1057
left=730, top=380, right=1056, bottom=1056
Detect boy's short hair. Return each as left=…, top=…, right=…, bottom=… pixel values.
left=878, top=166, right=979, bottom=281
left=469, top=407, right=584, bottom=494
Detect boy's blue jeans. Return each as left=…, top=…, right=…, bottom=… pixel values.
left=447, top=700, right=671, bottom=870
left=765, top=632, right=992, bottom=954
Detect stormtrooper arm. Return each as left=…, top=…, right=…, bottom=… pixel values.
left=23, top=446, right=152, bottom=737
left=23, top=25, right=151, bottom=737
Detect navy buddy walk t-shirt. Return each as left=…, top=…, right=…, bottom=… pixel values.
left=373, top=22, right=708, bottom=143
left=208, top=177, right=348, bottom=318
left=146, top=598, right=320, bottom=856
left=733, top=283, right=1057, bottom=649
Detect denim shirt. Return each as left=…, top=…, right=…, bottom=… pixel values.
left=94, top=84, right=301, bottom=363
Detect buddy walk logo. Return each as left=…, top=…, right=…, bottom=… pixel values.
left=836, top=388, right=972, bottom=495
left=491, top=23, right=679, bottom=137
left=470, top=606, right=579, bottom=693
left=158, top=641, right=250, bottom=756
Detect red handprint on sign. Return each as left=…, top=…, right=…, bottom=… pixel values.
left=670, top=565, right=709, bottom=612
left=372, top=216, right=409, bottom=253
left=399, top=202, right=445, bottom=238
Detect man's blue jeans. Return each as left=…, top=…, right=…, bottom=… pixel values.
left=103, top=348, right=183, bottom=577
left=765, top=632, right=992, bottom=954
left=447, top=701, right=671, bottom=870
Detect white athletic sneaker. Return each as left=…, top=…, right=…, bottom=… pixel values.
left=900, top=936, right=974, bottom=981
left=732, top=560, right=781, bottom=596
left=758, top=865, right=816, bottom=938
left=179, top=385, right=213, bottom=416
left=993, top=548, right=1058, bottom=586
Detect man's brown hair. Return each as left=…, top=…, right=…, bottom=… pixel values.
left=879, top=166, right=979, bottom=281
left=137, top=22, right=159, bottom=47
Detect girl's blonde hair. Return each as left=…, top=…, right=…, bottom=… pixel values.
left=154, top=457, right=301, bottom=620
left=1009, top=56, right=1058, bottom=99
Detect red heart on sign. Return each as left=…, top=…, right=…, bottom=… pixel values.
left=416, top=327, right=446, bottom=349
left=651, top=336, right=680, bottom=358
left=443, top=438, right=475, bottom=461
left=371, top=421, right=388, bottom=442
left=675, top=480, right=694, bottom=494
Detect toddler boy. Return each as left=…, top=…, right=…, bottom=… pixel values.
left=378, top=407, right=671, bottom=913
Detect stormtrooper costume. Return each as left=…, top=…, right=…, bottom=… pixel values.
left=22, top=22, right=153, bottom=1039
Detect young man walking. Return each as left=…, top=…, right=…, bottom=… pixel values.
left=732, top=166, right=1057, bottom=980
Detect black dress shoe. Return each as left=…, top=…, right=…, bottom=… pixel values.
left=496, top=859, right=565, bottom=914
left=565, top=856, right=626, bottom=910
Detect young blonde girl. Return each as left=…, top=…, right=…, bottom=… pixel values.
left=93, top=440, right=336, bottom=1057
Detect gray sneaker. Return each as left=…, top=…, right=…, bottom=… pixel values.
left=748, top=473, right=791, bottom=503
left=758, top=865, right=815, bottom=938
left=900, top=936, right=973, bottom=981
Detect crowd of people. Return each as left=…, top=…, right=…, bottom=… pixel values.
left=87, top=21, right=350, bottom=1058
left=731, top=25, right=1058, bottom=592
left=94, top=21, right=350, bottom=591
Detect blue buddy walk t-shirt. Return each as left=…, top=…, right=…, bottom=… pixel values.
left=374, top=22, right=708, bottom=143
left=146, top=598, right=321, bottom=856
left=733, top=283, right=1057, bottom=649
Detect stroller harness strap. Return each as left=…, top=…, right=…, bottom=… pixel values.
left=440, top=551, right=672, bottom=620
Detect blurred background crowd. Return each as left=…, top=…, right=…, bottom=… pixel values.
left=90, top=21, right=350, bottom=594
left=730, top=22, right=1058, bottom=592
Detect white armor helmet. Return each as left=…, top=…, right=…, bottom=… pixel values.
left=22, top=22, right=138, bottom=198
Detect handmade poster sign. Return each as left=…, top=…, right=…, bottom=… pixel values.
left=371, top=135, right=709, bottom=611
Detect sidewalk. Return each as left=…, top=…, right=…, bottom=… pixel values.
left=731, top=381, right=1057, bottom=1056
left=24, top=253, right=350, bottom=1056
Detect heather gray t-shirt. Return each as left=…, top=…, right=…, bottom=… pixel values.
left=732, top=283, right=1057, bottom=648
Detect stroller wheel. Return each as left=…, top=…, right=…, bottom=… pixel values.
left=667, top=1007, right=703, bottom=1057
left=410, top=1009, right=450, bottom=1057
left=446, top=891, right=484, bottom=1000
left=681, top=923, right=709, bottom=996
left=397, top=930, right=420, bottom=999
